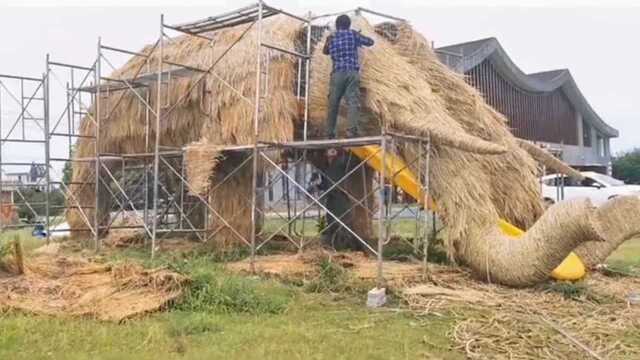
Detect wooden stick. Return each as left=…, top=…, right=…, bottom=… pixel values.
left=13, top=235, right=24, bottom=275
left=539, top=315, right=604, bottom=360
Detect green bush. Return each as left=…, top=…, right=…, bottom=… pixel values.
left=613, top=148, right=640, bottom=184
left=172, top=257, right=292, bottom=315
left=304, top=258, right=349, bottom=293
left=15, top=188, right=65, bottom=221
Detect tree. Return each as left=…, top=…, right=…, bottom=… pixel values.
left=16, top=188, right=65, bottom=222
left=612, top=148, right=640, bottom=184
left=62, top=160, right=73, bottom=187
left=62, top=145, right=75, bottom=187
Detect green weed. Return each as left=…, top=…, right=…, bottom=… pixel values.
left=543, top=281, right=588, bottom=300
left=178, top=269, right=292, bottom=314
left=304, top=258, right=348, bottom=293
left=164, top=255, right=292, bottom=315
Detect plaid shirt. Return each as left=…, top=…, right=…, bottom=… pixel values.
left=327, top=29, right=374, bottom=72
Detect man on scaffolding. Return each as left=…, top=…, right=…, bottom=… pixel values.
left=323, top=14, right=374, bottom=139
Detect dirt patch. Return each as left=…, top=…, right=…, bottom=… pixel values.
left=101, top=231, right=204, bottom=255
left=403, top=267, right=640, bottom=359
left=227, top=254, right=316, bottom=279
left=227, top=250, right=425, bottom=286
left=0, top=250, right=188, bottom=322
left=102, top=229, right=146, bottom=248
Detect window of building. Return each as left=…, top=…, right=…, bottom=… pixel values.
left=597, top=136, right=605, bottom=157
left=582, top=121, right=592, bottom=147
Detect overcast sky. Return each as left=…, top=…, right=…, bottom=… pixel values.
left=1, top=0, right=638, bottom=177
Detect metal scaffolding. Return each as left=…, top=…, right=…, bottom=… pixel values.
left=0, top=73, right=48, bottom=234
left=0, top=2, right=439, bottom=287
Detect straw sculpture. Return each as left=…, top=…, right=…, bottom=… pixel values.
left=365, top=20, right=543, bottom=242
left=67, top=15, right=640, bottom=286
left=367, top=20, right=640, bottom=285
left=574, top=196, right=640, bottom=268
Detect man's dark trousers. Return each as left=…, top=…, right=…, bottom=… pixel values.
left=326, top=71, right=360, bottom=138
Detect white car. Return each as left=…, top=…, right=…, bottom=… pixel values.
left=541, top=171, right=640, bottom=206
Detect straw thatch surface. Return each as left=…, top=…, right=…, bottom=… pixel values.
left=371, top=21, right=544, bottom=242
left=0, top=204, right=18, bottom=225
left=0, top=252, right=188, bottom=322
left=305, top=19, right=529, bottom=269
left=308, top=21, right=507, bottom=156
left=68, top=16, right=301, bottom=238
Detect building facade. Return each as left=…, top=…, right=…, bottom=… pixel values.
left=2, top=163, right=47, bottom=192
left=436, top=38, right=618, bottom=174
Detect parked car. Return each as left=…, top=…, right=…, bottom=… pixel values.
left=541, top=171, right=640, bottom=206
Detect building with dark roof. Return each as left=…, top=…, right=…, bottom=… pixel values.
left=436, top=37, right=617, bottom=174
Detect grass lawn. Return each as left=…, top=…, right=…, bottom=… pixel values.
left=0, top=234, right=460, bottom=360
left=606, top=237, right=640, bottom=273
left=1, top=296, right=459, bottom=360
left=0, top=229, right=43, bottom=252
left=261, top=216, right=439, bottom=239
left=1, top=225, right=638, bottom=359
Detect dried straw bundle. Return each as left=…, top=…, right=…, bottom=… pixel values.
left=0, top=236, right=24, bottom=274
left=184, top=140, right=223, bottom=195
left=0, top=253, right=188, bottom=321
left=464, top=195, right=640, bottom=286
left=464, top=198, right=605, bottom=286
left=516, top=138, right=584, bottom=180
left=208, top=154, right=257, bottom=249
